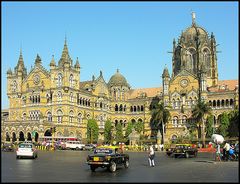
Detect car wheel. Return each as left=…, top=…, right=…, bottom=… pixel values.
left=109, top=161, right=117, bottom=172
left=124, top=160, right=129, bottom=168
left=16, top=156, right=19, bottom=159
left=185, top=152, right=189, bottom=158
left=90, top=165, right=96, bottom=172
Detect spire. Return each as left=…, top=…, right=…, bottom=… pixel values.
left=35, top=54, right=42, bottom=65
left=117, top=69, right=119, bottom=73
left=162, top=65, right=170, bottom=78
left=50, top=55, right=56, bottom=66
left=7, top=68, right=12, bottom=75
left=74, top=57, right=80, bottom=68
left=59, top=37, right=71, bottom=66
left=15, top=47, right=25, bottom=73
left=191, top=11, right=196, bottom=25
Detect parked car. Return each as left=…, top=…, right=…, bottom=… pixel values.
left=2, top=142, right=15, bottom=152
left=84, top=144, right=97, bottom=151
left=65, top=141, right=85, bottom=150
left=86, top=146, right=129, bottom=172
left=166, top=144, right=198, bottom=158
left=16, top=143, right=38, bottom=159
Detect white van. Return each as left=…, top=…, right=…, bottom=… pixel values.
left=65, top=141, right=85, bottom=150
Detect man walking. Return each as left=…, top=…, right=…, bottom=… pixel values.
left=148, top=145, right=155, bottom=167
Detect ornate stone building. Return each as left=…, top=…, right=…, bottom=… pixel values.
left=2, top=13, right=238, bottom=144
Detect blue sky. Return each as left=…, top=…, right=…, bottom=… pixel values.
left=1, top=2, right=239, bottom=109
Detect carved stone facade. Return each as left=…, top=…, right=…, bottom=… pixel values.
left=2, top=13, right=238, bottom=144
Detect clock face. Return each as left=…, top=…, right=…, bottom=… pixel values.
left=180, top=79, right=188, bottom=87
left=33, top=74, right=40, bottom=85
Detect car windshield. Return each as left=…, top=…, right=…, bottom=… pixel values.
left=94, top=148, right=113, bottom=154
left=19, top=144, right=32, bottom=148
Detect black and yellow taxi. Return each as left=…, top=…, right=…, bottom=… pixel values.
left=166, top=143, right=198, bottom=158
left=86, top=145, right=129, bottom=172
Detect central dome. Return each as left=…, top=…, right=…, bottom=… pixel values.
left=183, top=25, right=208, bottom=36
left=108, top=69, right=130, bottom=88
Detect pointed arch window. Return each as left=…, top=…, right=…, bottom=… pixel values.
left=47, top=112, right=52, bottom=122
left=57, top=73, right=63, bottom=87
left=57, top=110, right=63, bottom=123
left=69, top=110, right=74, bottom=123
left=69, top=74, right=74, bottom=88
left=173, top=116, right=178, bottom=127
left=57, top=91, right=62, bottom=102
left=78, top=113, right=82, bottom=124
left=70, top=92, right=74, bottom=102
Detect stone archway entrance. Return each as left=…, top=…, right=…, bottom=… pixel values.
left=35, top=132, right=39, bottom=142
left=27, top=132, right=32, bottom=141
left=19, top=131, right=25, bottom=141
left=12, top=132, right=17, bottom=142
left=6, top=132, right=10, bottom=142
left=44, top=129, right=52, bottom=136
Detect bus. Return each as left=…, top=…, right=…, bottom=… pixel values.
left=38, top=136, right=78, bottom=144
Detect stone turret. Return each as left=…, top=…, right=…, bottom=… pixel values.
left=50, top=55, right=56, bottom=69
left=35, top=54, right=42, bottom=66
left=74, top=57, right=80, bottom=71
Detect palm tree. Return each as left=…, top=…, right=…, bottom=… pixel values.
left=151, top=102, right=171, bottom=144
left=192, top=100, right=211, bottom=148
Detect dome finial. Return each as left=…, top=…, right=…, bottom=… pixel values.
left=191, top=11, right=196, bottom=25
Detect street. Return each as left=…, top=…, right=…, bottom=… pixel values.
left=1, top=150, right=239, bottom=182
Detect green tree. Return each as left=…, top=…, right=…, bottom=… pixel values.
left=115, top=123, right=124, bottom=144
left=125, top=121, right=133, bottom=140
left=87, top=119, right=99, bottom=143
left=218, top=112, right=230, bottom=137
left=206, top=115, right=214, bottom=138
left=134, top=121, right=144, bottom=134
left=151, top=102, right=171, bottom=144
left=192, top=100, right=211, bottom=148
left=104, top=120, right=112, bottom=144
left=228, top=109, right=239, bottom=137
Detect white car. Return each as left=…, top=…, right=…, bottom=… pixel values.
left=65, top=141, right=85, bottom=150
left=16, top=143, right=38, bottom=159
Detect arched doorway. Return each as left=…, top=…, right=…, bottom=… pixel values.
left=6, top=132, right=10, bottom=142
left=12, top=132, right=17, bottom=142
left=19, top=131, right=25, bottom=141
left=35, top=132, right=39, bottom=142
left=27, top=132, right=32, bottom=141
left=44, top=129, right=52, bottom=136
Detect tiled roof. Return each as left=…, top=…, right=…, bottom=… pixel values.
left=79, top=81, right=92, bottom=89
left=128, top=87, right=162, bottom=99
left=208, top=80, right=238, bottom=92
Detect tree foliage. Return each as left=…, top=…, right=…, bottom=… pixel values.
left=134, top=121, right=144, bottom=134
left=125, top=121, right=133, bottom=139
left=228, top=109, right=239, bottom=137
left=87, top=119, right=99, bottom=143
left=192, top=100, right=211, bottom=147
left=151, top=102, right=171, bottom=143
left=218, top=112, right=230, bottom=137
left=104, top=120, right=112, bottom=144
left=205, top=115, right=214, bottom=138
left=115, top=123, right=124, bottom=143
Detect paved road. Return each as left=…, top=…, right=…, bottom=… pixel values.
left=1, top=150, right=239, bottom=182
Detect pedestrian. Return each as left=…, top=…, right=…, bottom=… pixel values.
left=215, top=143, right=221, bottom=162
left=223, top=141, right=231, bottom=161
left=148, top=145, right=155, bottom=167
